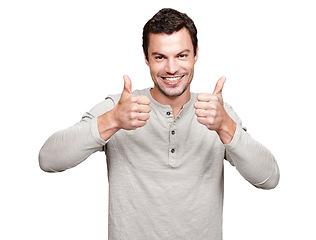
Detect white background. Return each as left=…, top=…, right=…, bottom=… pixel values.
left=1, top=0, right=315, bottom=239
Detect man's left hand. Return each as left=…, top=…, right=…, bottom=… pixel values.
left=194, top=76, right=237, bottom=144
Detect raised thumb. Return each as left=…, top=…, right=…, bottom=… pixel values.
left=212, top=76, right=226, bottom=95
left=123, top=74, right=132, bottom=94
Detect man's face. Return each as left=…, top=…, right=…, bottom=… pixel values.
left=145, top=28, right=198, bottom=98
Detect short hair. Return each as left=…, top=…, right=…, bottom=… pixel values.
left=142, top=8, right=198, bottom=61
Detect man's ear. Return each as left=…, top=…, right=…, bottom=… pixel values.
left=144, top=50, right=149, bottom=66
left=194, top=45, right=199, bottom=63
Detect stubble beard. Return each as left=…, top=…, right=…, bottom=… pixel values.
left=153, top=73, right=193, bottom=98
left=154, top=81, right=189, bottom=98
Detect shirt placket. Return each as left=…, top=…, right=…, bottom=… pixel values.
left=166, top=110, right=177, bottom=168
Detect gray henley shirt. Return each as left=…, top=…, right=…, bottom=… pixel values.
left=39, top=88, right=280, bottom=240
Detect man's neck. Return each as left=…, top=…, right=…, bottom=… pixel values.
left=150, top=87, right=191, bottom=118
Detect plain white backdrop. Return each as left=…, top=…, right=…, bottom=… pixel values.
left=1, top=0, right=315, bottom=239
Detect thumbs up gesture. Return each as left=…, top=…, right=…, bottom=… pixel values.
left=112, top=75, right=151, bottom=130
left=194, top=76, right=236, bottom=144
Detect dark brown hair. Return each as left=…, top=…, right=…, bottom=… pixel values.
left=142, top=8, right=198, bottom=61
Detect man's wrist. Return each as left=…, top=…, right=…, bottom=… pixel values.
left=97, top=109, right=120, bottom=141
left=216, top=116, right=237, bottom=144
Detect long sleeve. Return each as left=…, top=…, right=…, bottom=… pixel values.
left=225, top=124, right=280, bottom=189
left=39, top=98, right=115, bottom=172
left=223, top=103, right=280, bottom=189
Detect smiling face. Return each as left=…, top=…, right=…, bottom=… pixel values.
left=145, top=28, right=198, bottom=101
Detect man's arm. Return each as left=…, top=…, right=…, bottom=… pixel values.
left=39, top=75, right=151, bottom=172
left=194, top=76, right=280, bottom=189
left=38, top=99, right=115, bottom=172
left=224, top=124, right=280, bottom=189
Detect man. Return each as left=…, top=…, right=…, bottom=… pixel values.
left=39, top=8, right=280, bottom=240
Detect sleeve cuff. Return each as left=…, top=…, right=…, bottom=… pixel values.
left=90, top=117, right=109, bottom=146
left=223, top=123, right=245, bottom=151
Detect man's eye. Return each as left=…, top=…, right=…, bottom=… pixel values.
left=155, top=56, right=163, bottom=60
left=179, top=54, right=187, bottom=59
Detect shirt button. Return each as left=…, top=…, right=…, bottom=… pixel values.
left=171, top=130, right=175, bottom=135
left=171, top=148, right=175, bottom=153
left=166, top=111, right=171, bottom=116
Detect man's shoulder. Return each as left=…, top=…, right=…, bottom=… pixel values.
left=105, top=88, right=151, bottom=105
left=133, top=88, right=151, bottom=97
left=105, top=93, right=121, bottom=105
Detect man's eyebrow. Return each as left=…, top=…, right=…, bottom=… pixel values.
left=151, top=52, right=166, bottom=56
left=151, top=49, right=191, bottom=56
left=177, top=49, right=191, bottom=55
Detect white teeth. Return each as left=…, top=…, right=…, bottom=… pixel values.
left=164, top=76, right=182, bottom=82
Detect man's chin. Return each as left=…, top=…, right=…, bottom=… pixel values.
left=156, top=84, right=188, bottom=98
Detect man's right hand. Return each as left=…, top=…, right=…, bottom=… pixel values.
left=112, top=75, right=151, bottom=130
left=97, top=75, right=151, bottom=141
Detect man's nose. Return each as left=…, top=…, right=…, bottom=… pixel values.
left=165, top=58, right=178, bottom=75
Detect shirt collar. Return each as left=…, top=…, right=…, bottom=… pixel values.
left=143, top=88, right=196, bottom=118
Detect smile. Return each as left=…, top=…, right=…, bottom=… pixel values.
left=161, top=75, right=184, bottom=85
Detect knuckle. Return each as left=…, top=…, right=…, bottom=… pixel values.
left=130, top=105, right=138, bottom=112
left=205, top=117, right=215, bottom=126
left=209, top=118, right=215, bottom=125
left=130, top=119, right=138, bottom=128
left=209, top=103, right=218, bottom=111
left=211, top=108, right=218, bottom=116
left=129, top=112, right=136, bottom=120
left=130, top=96, right=138, bottom=103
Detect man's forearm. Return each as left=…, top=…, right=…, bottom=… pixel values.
left=225, top=124, right=280, bottom=189
left=38, top=99, right=116, bottom=172
left=39, top=117, right=106, bottom=172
